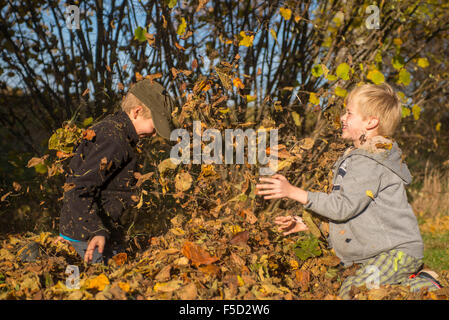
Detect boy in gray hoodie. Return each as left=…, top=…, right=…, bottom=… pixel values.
left=256, top=83, right=442, bottom=299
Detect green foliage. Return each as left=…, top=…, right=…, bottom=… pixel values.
left=48, top=125, right=83, bottom=154
left=134, top=27, right=147, bottom=42
left=293, top=234, right=322, bottom=261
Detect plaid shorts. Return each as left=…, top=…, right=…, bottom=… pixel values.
left=339, top=249, right=438, bottom=299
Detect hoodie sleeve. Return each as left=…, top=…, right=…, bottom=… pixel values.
left=305, top=155, right=382, bottom=222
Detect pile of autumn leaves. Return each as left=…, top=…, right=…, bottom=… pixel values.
left=1, top=211, right=448, bottom=300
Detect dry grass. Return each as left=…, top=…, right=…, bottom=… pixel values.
left=411, top=168, right=449, bottom=220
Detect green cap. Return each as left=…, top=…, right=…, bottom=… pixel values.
left=129, top=79, right=175, bottom=139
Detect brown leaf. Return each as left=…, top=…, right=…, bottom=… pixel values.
left=230, top=252, right=246, bottom=267
left=82, top=88, right=90, bottom=96
left=117, top=82, right=124, bottom=91
left=178, top=282, right=197, bottom=300
left=82, top=129, right=96, bottom=141
left=295, top=270, right=310, bottom=291
left=99, top=157, right=112, bottom=171
left=192, top=59, right=198, bottom=70
left=181, top=241, right=219, bottom=267
left=62, top=183, right=76, bottom=192
left=242, top=209, right=257, bottom=224
left=155, top=265, right=172, bottom=282
left=230, top=230, right=249, bottom=245
left=27, top=155, right=48, bottom=168
left=112, top=252, right=127, bottom=266
left=134, top=172, right=154, bottom=187
left=319, top=255, right=341, bottom=267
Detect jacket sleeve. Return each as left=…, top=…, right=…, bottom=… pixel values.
left=304, top=155, right=382, bottom=222
left=64, top=128, right=128, bottom=239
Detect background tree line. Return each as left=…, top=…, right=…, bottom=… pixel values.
left=0, top=0, right=448, bottom=234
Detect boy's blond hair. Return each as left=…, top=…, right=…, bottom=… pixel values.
left=346, top=83, right=402, bottom=136
left=121, top=92, right=152, bottom=119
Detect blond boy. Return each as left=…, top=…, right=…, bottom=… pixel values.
left=257, top=83, right=442, bottom=298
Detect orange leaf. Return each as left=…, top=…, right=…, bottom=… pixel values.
left=233, top=77, right=245, bottom=89
left=86, top=273, right=110, bottom=291
left=135, top=72, right=143, bottom=81
left=145, top=73, right=162, bottom=84
left=181, top=241, right=219, bottom=267
left=112, top=252, right=128, bottom=266
left=82, top=129, right=96, bottom=141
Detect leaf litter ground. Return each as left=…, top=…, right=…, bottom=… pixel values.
left=1, top=212, right=448, bottom=300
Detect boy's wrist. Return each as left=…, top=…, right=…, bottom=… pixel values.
left=287, top=185, right=308, bottom=205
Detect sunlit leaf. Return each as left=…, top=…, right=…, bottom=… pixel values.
left=311, top=64, right=323, bottom=77
left=397, top=69, right=411, bottom=86
left=309, top=92, right=320, bottom=105
left=239, top=31, right=254, bottom=47
left=417, top=57, right=429, bottom=68
left=336, top=63, right=350, bottom=80
left=367, top=69, right=385, bottom=84
left=334, top=86, right=347, bottom=97
left=177, top=18, right=187, bottom=36
left=279, top=7, right=292, bottom=20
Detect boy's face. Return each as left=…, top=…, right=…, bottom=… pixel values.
left=128, top=106, right=157, bottom=138
left=340, top=100, right=372, bottom=146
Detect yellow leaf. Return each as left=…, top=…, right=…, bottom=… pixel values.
left=270, top=28, right=277, bottom=43
left=366, top=190, right=374, bottom=200
left=118, top=282, right=130, bottom=293
left=237, top=275, right=245, bottom=287
left=411, top=104, right=421, bottom=120
left=309, top=92, right=320, bottom=105
left=289, top=259, right=299, bottom=270
left=393, top=38, right=403, bottom=47
left=279, top=7, right=292, bottom=20
left=436, top=122, right=441, bottom=132
left=177, top=17, right=187, bottom=36
left=292, top=112, right=302, bottom=126
left=239, top=31, right=254, bottom=47
left=246, top=95, right=256, bottom=102
left=86, top=274, right=110, bottom=291
left=153, top=280, right=183, bottom=293
left=417, top=57, right=429, bottom=68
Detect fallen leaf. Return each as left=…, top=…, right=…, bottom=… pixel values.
left=230, top=230, right=249, bottom=245
left=153, top=279, right=183, bottom=293
left=86, top=274, right=110, bottom=291
left=112, top=252, right=127, bottom=266
left=181, top=241, right=219, bottom=267
left=178, top=282, right=197, bottom=300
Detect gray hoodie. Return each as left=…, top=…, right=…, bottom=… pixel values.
left=305, top=136, right=423, bottom=266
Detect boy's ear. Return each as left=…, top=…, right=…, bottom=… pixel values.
left=130, top=105, right=143, bottom=119
left=367, top=116, right=379, bottom=130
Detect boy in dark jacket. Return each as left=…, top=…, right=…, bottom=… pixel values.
left=58, top=80, right=174, bottom=264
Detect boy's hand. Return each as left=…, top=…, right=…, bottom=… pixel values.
left=85, top=235, right=105, bottom=263
left=274, top=215, right=308, bottom=235
left=256, top=174, right=294, bottom=199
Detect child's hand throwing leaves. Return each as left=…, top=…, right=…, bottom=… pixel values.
left=274, top=215, right=309, bottom=235
left=256, top=174, right=308, bottom=204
